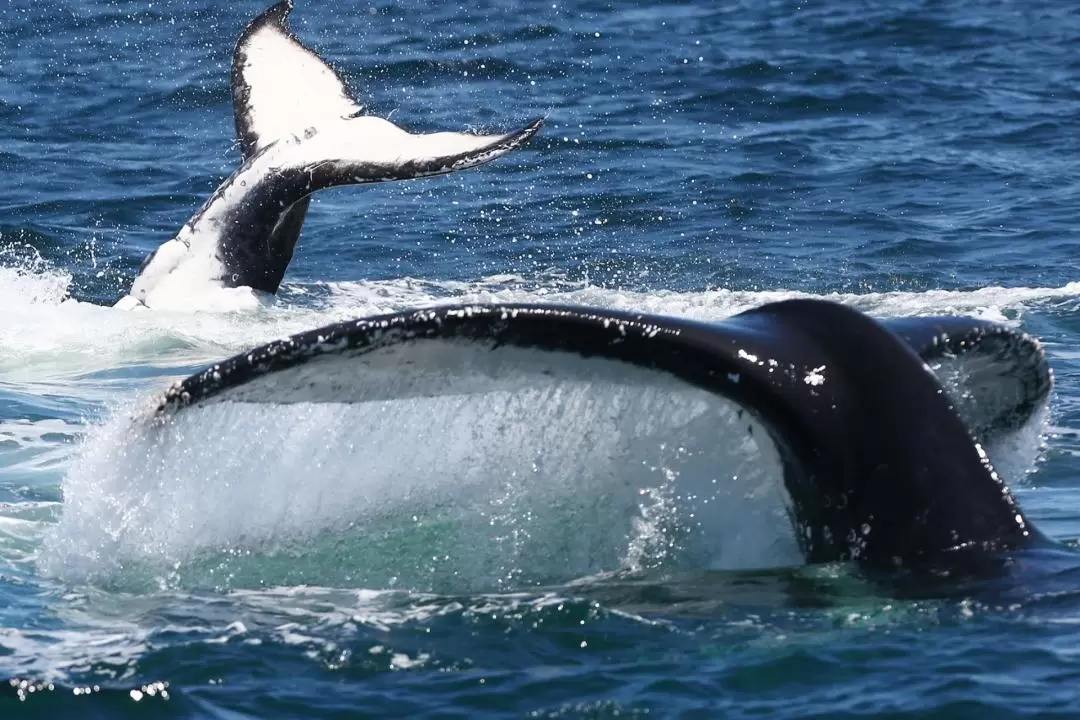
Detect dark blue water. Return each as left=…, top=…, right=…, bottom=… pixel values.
left=3, top=0, right=1080, bottom=716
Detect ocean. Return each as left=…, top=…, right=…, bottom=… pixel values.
left=3, top=0, right=1080, bottom=716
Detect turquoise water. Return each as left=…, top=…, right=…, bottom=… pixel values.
left=3, top=0, right=1080, bottom=716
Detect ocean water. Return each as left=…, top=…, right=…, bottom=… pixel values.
left=2, top=0, right=1080, bottom=716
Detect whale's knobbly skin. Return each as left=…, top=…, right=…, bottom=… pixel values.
left=116, top=1, right=542, bottom=311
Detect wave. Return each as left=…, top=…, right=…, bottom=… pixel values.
left=2, top=258, right=1077, bottom=384
left=0, top=586, right=685, bottom=686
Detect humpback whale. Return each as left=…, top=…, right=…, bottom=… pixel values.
left=108, top=7, right=1061, bottom=587
left=155, top=299, right=1056, bottom=576
left=115, top=1, right=542, bottom=311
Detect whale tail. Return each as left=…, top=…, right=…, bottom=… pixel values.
left=155, top=114, right=542, bottom=300
left=223, top=0, right=542, bottom=294
left=156, top=299, right=1053, bottom=573
left=120, top=1, right=542, bottom=309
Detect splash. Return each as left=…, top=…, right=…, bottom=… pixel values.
left=8, top=253, right=1065, bottom=590
left=38, top=345, right=802, bottom=592
left=0, top=248, right=72, bottom=308
left=1, top=258, right=1077, bottom=389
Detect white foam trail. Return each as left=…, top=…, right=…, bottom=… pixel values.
left=0, top=624, right=151, bottom=683
left=2, top=256, right=1077, bottom=387
left=0, top=585, right=600, bottom=683
left=318, top=276, right=1080, bottom=325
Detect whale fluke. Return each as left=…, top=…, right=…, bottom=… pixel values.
left=232, top=0, right=362, bottom=157
left=154, top=299, right=1054, bottom=572
left=118, top=1, right=542, bottom=310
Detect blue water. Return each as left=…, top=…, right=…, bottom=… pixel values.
left=3, top=0, right=1080, bottom=715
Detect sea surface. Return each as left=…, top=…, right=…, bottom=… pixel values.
left=2, top=0, right=1080, bottom=716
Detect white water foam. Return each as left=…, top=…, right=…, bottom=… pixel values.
left=320, top=275, right=1080, bottom=326
left=0, top=263, right=72, bottom=307
left=0, top=585, right=602, bottom=682
left=1, top=258, right=1078, bottom=387
left=38, top=344, right=801, bottom=591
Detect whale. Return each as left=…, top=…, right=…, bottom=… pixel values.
left=115, top=1, right=542, bottom=311
left=152, top=298, right=1057, bottom=578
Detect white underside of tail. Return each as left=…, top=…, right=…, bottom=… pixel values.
left=114, top=286, right=266, bottom=313
left=123, top=117, right=532, bottom=311
left=280, top=115, right=532, bottom=167
left=238, top=4, right=361, bottom=153
left=116, top=236, right=264, bottom=312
